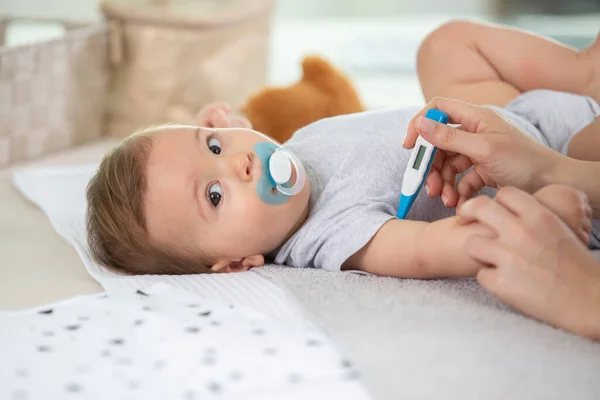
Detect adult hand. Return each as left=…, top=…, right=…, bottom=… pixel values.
left=403, top=97, right=564, bottom=209
left=196, top=101, right=252, bottom=129
left=460, top=185, right=600, bottom=340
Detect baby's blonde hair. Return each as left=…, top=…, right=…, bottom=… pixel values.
left=85, top=124, right=213, bottom=275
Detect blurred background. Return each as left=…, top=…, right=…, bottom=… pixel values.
left=2, top=0, right=599, bottom=108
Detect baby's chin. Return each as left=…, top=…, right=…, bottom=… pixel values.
left=279, top=199, right=310, bottom=243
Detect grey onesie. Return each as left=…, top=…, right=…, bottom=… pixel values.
left=272, top=90, right=600, bottom=271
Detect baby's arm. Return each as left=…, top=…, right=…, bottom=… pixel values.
left=417, top=20, right=599, bottom=107
left=343, top=217, right=493, bottom=278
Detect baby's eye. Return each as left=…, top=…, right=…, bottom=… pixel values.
left=207, top=182, right=223, bottom=207
left=207, top=134, right=222, bottom=155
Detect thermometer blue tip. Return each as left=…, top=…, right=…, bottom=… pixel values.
left=425, top=109, right=449, bottom=124
left=396, top=194, right=415, bottom=219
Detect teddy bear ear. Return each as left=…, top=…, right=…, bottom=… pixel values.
left=301, top=55, right=340, bottom=84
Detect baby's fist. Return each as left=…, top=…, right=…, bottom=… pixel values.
left=196, top=101, right=252, bottom=129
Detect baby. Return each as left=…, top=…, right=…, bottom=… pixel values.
left=86, top=21, right=600, bottom=277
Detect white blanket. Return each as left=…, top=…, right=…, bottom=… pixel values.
left=0, top=283, right=369, bottom=400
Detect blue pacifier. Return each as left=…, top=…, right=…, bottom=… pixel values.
left=254, top=142, right=306, bottom=205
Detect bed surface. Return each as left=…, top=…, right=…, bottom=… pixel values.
left=0, top=139, right=119, bottom=310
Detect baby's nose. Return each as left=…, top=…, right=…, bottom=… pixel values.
left=230, top=152, right=253, bottom=182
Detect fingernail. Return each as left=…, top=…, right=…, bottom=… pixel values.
left=417, top=116, right=435, bottom=135
left=441, top=195, right=448, bottom=206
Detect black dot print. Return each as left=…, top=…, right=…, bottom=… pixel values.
left=306, top=339, right=321, bottom=347
left=341, top=359, right=352, bottom=369
left=109, top=338, right=125, bottom=346
left=185, top=326, right=200, bottom=334
left=136, top=290, right=149, bottom=296
left=205, top=347, right=216, bottom=355
left=228, top=304, right=235, bottom=309
left=37, top=345, right=51, bottom=353
left=210, top=320, right=220, bottom=327
left=128, top=380, right=139, bottom=390
left=75, top=365, right=89, bottom=374
left=202, top=356, right=215, bottom=366
left=65, top=382, right=82, bottom=393
left=197, top=311, right=211, bottom=317
left=182, top=390, right=196, bottom=400
left=263, top=347, right=277, bottom=356
left=344, top=370, right=361, bottom=381
left=252, top=328, right=265, bottom=335
left=134, top=319, right=144, bottom=326
left=288, top=373, right=302, bottom=384
left=42, top=331, right=53, bottom=337
left=100, top=350, right=111, bottom=358
left=206, top=382, right=221, bottom=393
left=65, top=324, right=80, bottom=331
left=229, top=371, right=242, bottom=381
left=142, top=306, right=152, bottom=312
left=12, top=390, right=28, bottom=399
left=15, top=369, right=29, bottom=378
left=38, top=309, right=53, bottom=315
left=77, top=316, right=89, bottom=321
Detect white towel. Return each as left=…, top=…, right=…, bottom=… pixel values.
left=11, top=165, right=308, bottom=327
left=258, top=266, right=600, bottom=400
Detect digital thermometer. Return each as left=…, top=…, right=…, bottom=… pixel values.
left=396, top=109, right=449, bottom=219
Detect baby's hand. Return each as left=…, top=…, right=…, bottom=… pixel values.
left=196, top=101, right=252, bottom=129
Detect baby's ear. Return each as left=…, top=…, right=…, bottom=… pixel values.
left=242, top=254, right=265, bottom=269
left=210, top=255, right=264, bottom=273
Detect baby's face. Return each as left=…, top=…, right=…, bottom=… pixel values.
left=143, top=127, right=310, bottom=270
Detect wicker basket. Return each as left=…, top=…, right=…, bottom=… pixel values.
left=101, top=0, right=275, bottom=137
left=0, top=17, right=109, bottom=167
left=0, top=0, right=275, bottom=165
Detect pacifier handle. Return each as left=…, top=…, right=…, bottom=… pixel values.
left=269, top=148, right=306, bottom=196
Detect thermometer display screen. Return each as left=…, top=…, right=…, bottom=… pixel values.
left=412, top=145, right=427, bottom=170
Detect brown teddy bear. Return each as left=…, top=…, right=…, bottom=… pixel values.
left=241, top=55, right=365, bottom=143
left=166, top=55, right=365, bottom=143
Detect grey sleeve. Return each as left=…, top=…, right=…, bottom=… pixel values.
left=494, top=89, right=600, bottom=250
left=312, top=205, right=395, bottom=272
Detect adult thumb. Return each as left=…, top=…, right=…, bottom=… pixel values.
left=416, top=116, right=482, bottom=159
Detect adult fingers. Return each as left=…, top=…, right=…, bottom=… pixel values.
left=441, top=180, right=459, bottom=208
left=410, top=116, right=489, bottom=163
left=455, top=169, right=488, bottom=215
left=425, top=168, right=443, bottom=198
left=457, top=195, right=519, bottom=238
left=404, top=97, right=494, bottom=149
left=465, top=235, right=509, bottom=267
